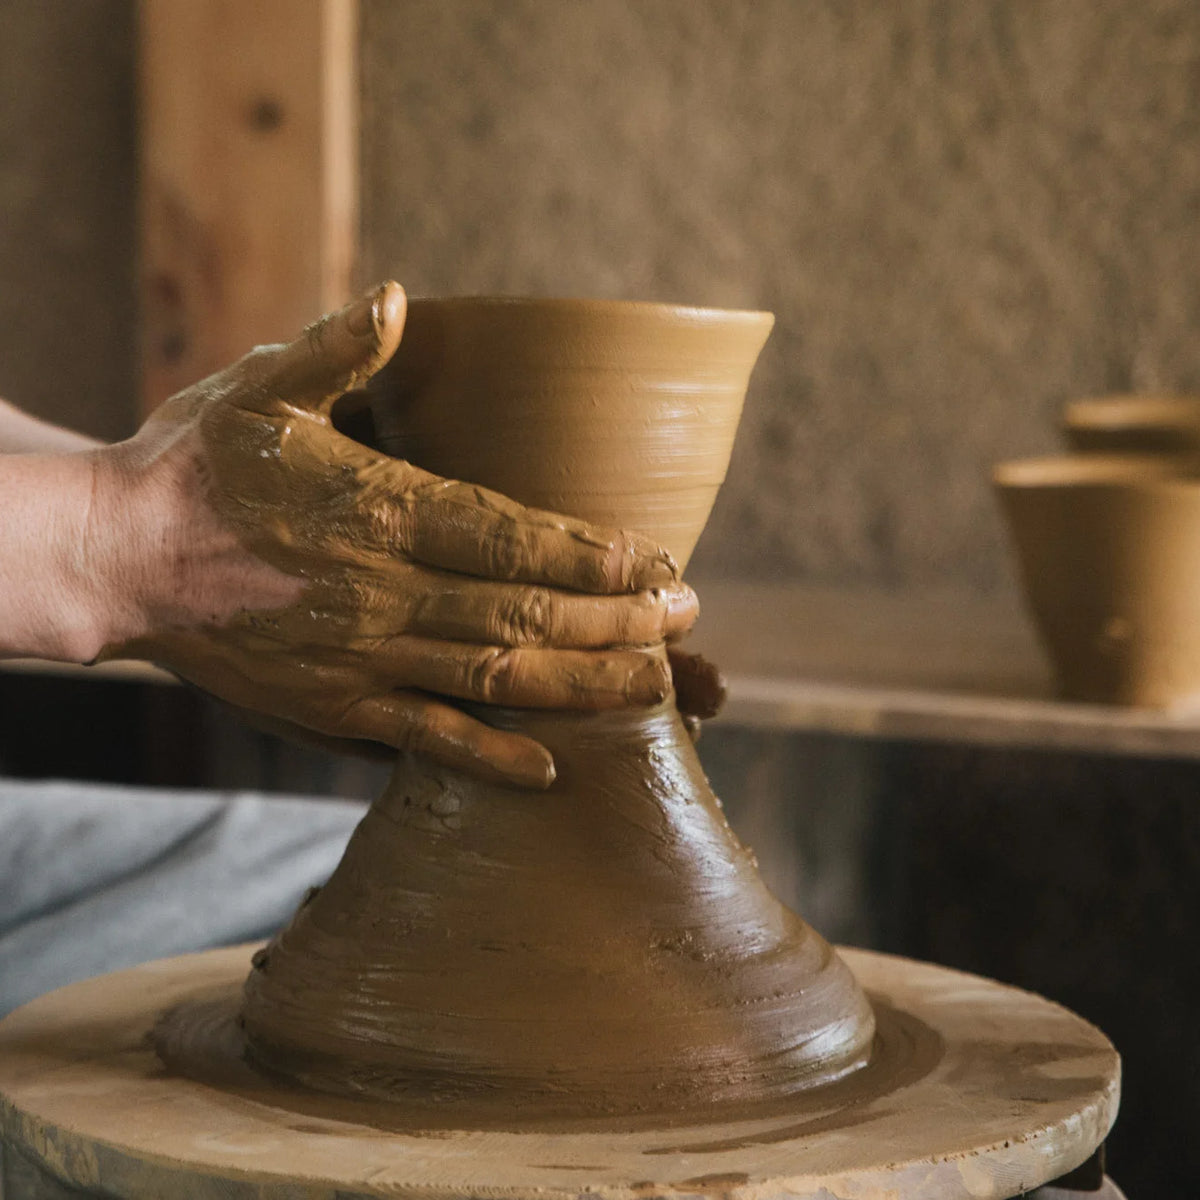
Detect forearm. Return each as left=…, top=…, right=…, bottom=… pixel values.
left=0, top=452, right=108, bottom=661
left=0, top=397, right=104, bottom=455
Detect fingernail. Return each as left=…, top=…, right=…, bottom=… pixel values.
left=377, top=280, right=406, bottom=329
left=510, top=745, right=556, bottom=790
left=666, top=584, right=698, bottom=627
left=345, top=281, right=404, bottom=337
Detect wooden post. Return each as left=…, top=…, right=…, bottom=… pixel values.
left=138, top=0, right=358, bottom=414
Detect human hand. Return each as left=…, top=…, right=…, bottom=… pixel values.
left=88, top=282, right=697, bottom=787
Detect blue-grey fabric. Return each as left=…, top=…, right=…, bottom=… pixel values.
left=0, top=779, right=365, bottom=1016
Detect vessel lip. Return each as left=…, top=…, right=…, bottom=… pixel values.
left=992, top=451, right=1200, bottom=488
left=1064, top=393, right=1200, bottom=423
left=406, top=293, right=775, bottom=325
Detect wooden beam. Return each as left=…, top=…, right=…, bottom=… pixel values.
left=138, top=0, right=358, bottom=414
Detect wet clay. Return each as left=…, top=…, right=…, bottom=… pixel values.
left=239, top=298, right=876, bottom=1122
left=242, top=704, right=874, bottom=1118
left=667, top=647, right=726, bottom=721
left=159, top=988, right=925, bottom=1135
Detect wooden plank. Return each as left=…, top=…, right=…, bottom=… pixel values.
left=138, top=0, right=358, bottom=413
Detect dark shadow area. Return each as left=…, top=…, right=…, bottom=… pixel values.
left=0, top=673, right=204, bottom=787
left=0, top=673, right=387, bottom=799
left=871, top=740, right=1200, bottom=1198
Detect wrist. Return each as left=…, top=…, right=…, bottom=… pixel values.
left=47, top=446, right=145, bottom=663
left=85, top=427, right=304, bottom=657
left=79, top=441, right=169, bottom=659
left=0, top=451, right=115, bottom=663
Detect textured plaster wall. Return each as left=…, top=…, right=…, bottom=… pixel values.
left=360, top=0, right=1200, bottom=592
left=0, top=0, right=137, bottom=442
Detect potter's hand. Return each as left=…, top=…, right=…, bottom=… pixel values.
left=90, top=282, right=696, bottom=788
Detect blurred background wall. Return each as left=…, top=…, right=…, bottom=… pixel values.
left=1, top=2, right=1198, bottom=1195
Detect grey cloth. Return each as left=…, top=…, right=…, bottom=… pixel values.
left=0, top=779, right=365, bottom=1016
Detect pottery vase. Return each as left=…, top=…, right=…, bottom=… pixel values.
left=996, top=453, right=1200, bottom=707
left=241, top=298, right=875, bottom=1123
left=1062, top=394, right=1200, bottom=457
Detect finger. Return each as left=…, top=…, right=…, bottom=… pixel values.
left=367, top=637, right=671, bottom=710
left=324, top=690, right=555, bottom=789
left=662, top=584, right=699, bottom=640
left=390, top=479, right=679, bottom=593
left=219, top=699, right=396, bottom=762
left=665, top=583, right=699, bottom=643
left=404, top=577, right=698, bottom=648
left=669, top=648, right=727, bottom=720
left=245, top=281, right=408, bottom=413
left=137, top=634, right=553, bottom=786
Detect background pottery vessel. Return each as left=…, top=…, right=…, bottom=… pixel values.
left=1061, top=394, right=1200, bottom=457
left=240, top=297, right=876, bottom=1124
left=995, top=453, right=1200, bottom=707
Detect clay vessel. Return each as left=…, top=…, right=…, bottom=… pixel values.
left=241, top=298, right=875, bottom=1124
left=995, top=453, right=1200, bottom=707
left=1062, top=394, right=1200, bottom=457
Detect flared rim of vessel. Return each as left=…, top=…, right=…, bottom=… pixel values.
left=406, top=293, right=775, bottom=327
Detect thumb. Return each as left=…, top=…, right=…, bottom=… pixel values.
left=265, top=281, right=407, bottom=414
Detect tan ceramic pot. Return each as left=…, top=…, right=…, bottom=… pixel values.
left=367, top=296, right=773, bottom=569
left=1061, top=394, right=1200, bottom=456
left=995, top=453, right=1200, bottom=706
left=241, top=297, right=876, bottom=1124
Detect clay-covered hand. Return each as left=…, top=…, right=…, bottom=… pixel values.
left=89, top=282, right=696, bottom=787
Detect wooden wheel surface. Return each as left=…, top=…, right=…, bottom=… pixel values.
left=0, top=945, right=1118, bottom=1200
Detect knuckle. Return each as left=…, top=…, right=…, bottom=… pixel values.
left=240, top=344, right=286, bottom=393
left=366, top=497, right=415, bottom=554
left=301, top=313, right=334, bottom=359
left=244, top=344, right=281, bottom=373
left=309, top=691, right=361, bottom=737
left=296, top=696, right=342, bottom=736
left=494, top=587, right=554, bottom=647
left=394, top=712, right=431, bottom=756
left=468, top=648, right=520, bottom=703
left=621, top=590, right=661, bottom=643
left=482, top=520, right=533, bottom=581
left=354, top=693, right=433, bottom=757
